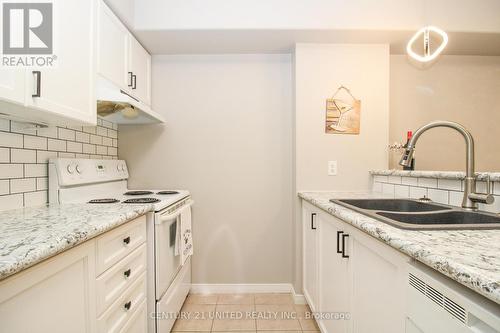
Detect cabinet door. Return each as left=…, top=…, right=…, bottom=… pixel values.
left=350, top=231, right=408, bottom=333
left=318, top=216, right=351, bottom=333
left=97, top=0, right=130, bottom=90
left=25, top=0, right=97, bottom=126
left=303, top=203, right=319, bottom=311
left=0, top=68, right=25, bottom=105
left=128, top=37, right=151, bottom=105
left=0, top=242, right=96, bottom=333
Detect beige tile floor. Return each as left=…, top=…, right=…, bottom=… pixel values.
left=172, top=293, right=320, bottom=333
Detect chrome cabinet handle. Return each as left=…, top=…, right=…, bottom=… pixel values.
left=311, top=213, right=317, bottom=230
left=341, top=234, right=350, bottom=258
left=32, top=71, right=41, bottom=97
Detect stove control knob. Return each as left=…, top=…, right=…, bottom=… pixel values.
left=121, top=164, right=126, bottom=172
left=67, top=164, right=75, bottom=174
left=117, top=164, right=123, bottom=172
left=76, top=164, right=83, bottom=174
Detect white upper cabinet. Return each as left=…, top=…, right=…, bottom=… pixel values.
left=0, top=68, right=25, bottom=106
left=128, top=38, right=151, bottom=105
left=0, top=0, right=97, bottom=126
left=97, top=0, right=152, bottom=107
left=97, top=1, right=130, bottom=91
left=25, top=0, right=97, bottom=126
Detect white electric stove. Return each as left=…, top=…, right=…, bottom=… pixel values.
left=49, top=158, right=193, bottom=333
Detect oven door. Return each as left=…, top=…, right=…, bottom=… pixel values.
left=154, top=201, right=192, bottom=299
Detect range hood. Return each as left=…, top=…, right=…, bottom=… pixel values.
left=96, top=77, right=165, bottom=124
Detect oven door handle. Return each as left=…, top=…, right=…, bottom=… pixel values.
left=155, top=200, right=194, bottom=224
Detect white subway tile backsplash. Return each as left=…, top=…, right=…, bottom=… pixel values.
left=11, top=149, right=36, bottom=163
left=0, top=194, right=23, bottom=210
left=417, top=178, right=438, bottom=188
left=0, top=148, right=9, bottom=163
left=0, top=119, right=119, bottom=210
left=96, top=145, right=108, bottom=155
left=66, top=141, right=83, bottom=153
left=82, top=126, right=97, bottom=135
left=47, top=139, right=67, bottom=152
left=36, top=126, right=58, bottom=138
left=90, top=134, right=102, bottom=145
left=374, top=175, right=388, bottom=183
left=0, top=164, right=24, bottom=179
left=75, top=131, right=90, bottom=143
left=10, top=178, right=36, bottom=194
left=24, top=135, right=47, bottom=150
left=82, top=143, right=96, bottom=154
left=102, top=120, right=113, bottom=129
left=388, top=176, right=402, bottom=184
left=107, top=147, right=117, bottom=156
left=37, top=150, right=58, bottom=163
left=0, top=180, right=9, bottom=195
left=382, top=183, right=395, bottom=196
left=36, top=177, right=48, bottom=191
left=409, top=187, right=427, bottom=199
left=0, top=131, right=23, bottom=148
left=24, top=164, right=47, bottom=177
left=96, top=126, right=108, bottom=137
left=437, top=179, right=462, bottom=191
left=372, top=182, right=382, bottom=193
left=0, top=118, right=10, bottom=131
left=102, top=137, right=113, bottom=147
left=427, top=189, right=449, bottom=205
left=449, top=191, right=463, bottom=207
left=57, top=128, right=75, bottom=141
left=401, top=176, right=418, bottom=186
left=394, top=185, right=410, bottom=198
left=108, top=129, right=118, bottom=139
left=24, top=191, right=47, bottom=207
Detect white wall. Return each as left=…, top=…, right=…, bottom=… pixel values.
left=134, top=0, right=500, bottom=32
left=119, top=54, right=293, bottom=284
left=389, top=55, right=500, bottom=171
left=293, top=44, right=390, bottom=290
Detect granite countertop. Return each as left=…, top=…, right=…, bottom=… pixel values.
left=0, top=203, right=153, bottom=281
left=298, top=191, right=500, bottom=305
left=371, top=169, right=500, bottom=182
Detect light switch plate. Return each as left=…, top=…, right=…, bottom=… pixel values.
left=328, top=161, right=337, bottom=176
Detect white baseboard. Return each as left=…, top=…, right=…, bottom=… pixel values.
left=190, top=283, right=306, bottom=305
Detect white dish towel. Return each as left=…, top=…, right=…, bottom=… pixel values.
left=177, top=203, right=193, bottom=265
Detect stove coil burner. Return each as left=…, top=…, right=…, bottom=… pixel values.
left=157, top=191, right=180, bottom=195
left=123, top=198, right=160, bottom=204
left=88, top=199, right=120, bottom=204
left=124, top=191, right=154, bottom=196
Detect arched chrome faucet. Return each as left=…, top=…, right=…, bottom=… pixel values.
left=399, top=120, right=494, bottom=210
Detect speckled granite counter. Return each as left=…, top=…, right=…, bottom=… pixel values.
left=298, top=191, right=500, bottom=305
left=371, top=169, right=500, bottom=181
left=0, top=203, right=152, bottom=281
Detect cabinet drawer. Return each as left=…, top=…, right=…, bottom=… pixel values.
left=119, top=299, right=147, bottom=333
left=96, top=216, right=146, bottom=275
left=97, top=272, right=147, bottom=333
left=96, top=243, right=147, bottom=315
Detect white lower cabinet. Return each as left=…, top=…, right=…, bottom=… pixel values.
left=0, top=241, right=97, bottom=333
left=302, top=201, right=409, bottom=333
left=0, top=215, right=147, bottom=333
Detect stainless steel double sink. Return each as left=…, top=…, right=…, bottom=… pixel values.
left=330, top=199, right=500, bottom=230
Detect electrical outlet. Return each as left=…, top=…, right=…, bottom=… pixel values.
left=328, top=161, right=338, bottom=176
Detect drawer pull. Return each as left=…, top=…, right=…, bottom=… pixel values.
left=123, top=236, right=131, bottom=245
left=124, top=269, right=132, bottom=278
left=124, top=301, right=132, bottom=311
